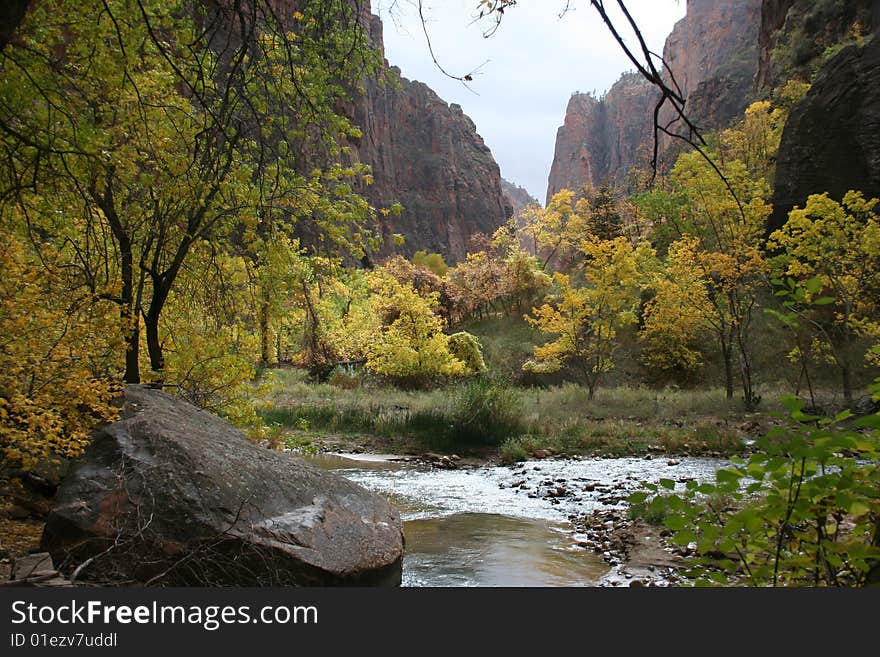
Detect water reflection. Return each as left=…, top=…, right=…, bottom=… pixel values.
left=403, top=513, right=607, bottom=587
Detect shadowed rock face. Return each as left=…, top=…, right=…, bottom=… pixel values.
left=42, top=386, right=404, bottom=586
left=353, top=69, right=512, bottom=263
left=769, top=37, right=880, bottom=233
left=757, top=0, right=876, bottom=91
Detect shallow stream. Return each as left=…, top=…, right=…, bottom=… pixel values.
left=307, top=453, right=728, bottom=587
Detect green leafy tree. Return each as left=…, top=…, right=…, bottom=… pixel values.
left=0, top=0, right=377, bottom=385
left=768, top=191, right=880, bottom=402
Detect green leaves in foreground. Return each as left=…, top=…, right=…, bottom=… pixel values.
left=629, top=391, right=880, bottom=586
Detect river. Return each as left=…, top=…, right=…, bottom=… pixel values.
left=306, top=453, right=728, bottom=587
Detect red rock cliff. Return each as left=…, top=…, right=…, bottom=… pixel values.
left=546, top=73, right=655, bottom=202
left=547, top=0, right=762, bottom=200
left=350, top=6, right=512, bottom=263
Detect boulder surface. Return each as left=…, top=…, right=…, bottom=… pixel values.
left=41, top=385, right=404, bottom=586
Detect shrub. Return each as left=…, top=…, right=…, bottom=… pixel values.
left=327, top=364, right=365, bottom=390
left=447, top=332, right=488, bottom=375
left=499, top=437, right=530, bottom=464
left=444, top=378, right=524, bottom=447
left=631, top=390, right=880, bottom=586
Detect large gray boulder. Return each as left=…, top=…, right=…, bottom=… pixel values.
left=41, top=386, right=404, bottom=586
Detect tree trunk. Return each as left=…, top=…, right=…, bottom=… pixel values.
left=145, top=306, right=164, bottom=374
left=736, top=329, right=756, bottom=408
left=97, top=180, right=139, bottom=383
left=144, top=276, right=173, bottom=374
left=123, top=314, right=140, bottom=384
left=259, top=294, right=271, bottom=366
left=841, top=361, right=853, bottom=404
left=722, top=342, right=734, bottom=400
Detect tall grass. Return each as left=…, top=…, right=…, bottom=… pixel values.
left=261, top=370, right=522, bottom=451
left=261, top=369, right=767, bottom=457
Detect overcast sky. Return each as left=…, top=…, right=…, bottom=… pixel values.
left=373, top=0, right=687, bottom=202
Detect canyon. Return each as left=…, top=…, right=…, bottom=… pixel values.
left=350, top=6, right=512, bottom=263
left=547, top=0, right=763, bottom=201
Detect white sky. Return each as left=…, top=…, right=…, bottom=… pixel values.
left=373, top=0, right=687, bottom=202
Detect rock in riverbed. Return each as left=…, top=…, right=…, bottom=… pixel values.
left=41, top=386, right=404, bottom=586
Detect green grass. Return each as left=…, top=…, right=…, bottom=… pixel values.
left=259, top=368, right=763, bottom=458
left=460, top=315, right=544, bottom=383
left=260, top=369, right=522, bottom=452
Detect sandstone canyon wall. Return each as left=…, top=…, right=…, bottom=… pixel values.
left=351, top=8, right=512, bottom=263
left=769, top=20, right=880, bottom=232
left=757, top=0, right=876, bottom=91
left=546, top=73, right=655, bottom=202
left=546, top=0, right=762, bottom=201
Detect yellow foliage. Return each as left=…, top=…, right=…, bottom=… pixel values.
left=524, top=237, right=652, bottom=395
left=362, top=270, right=467, bottom=382
left=769, top=191, right=880, bottom=367
left=0, top=233, right=119, bottom=470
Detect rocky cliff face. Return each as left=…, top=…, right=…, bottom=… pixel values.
left=546, top=74, right=655, bottom=202
left=350, top=6, right=511, bottom=263
left=501, top=179, right=539, bottom=215
left=770, top=36, right=880, bottom=232
left=660, top=0, right=762, bottom=138
left=546, top=0, right=762, bottom=200
left=757, top=0, right=876, bottom=91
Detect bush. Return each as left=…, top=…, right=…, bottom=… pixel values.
left=447, top=332, right=488, bottom=375
left=631, top=391, right=880, bottom=586
left=443, top=378, right=524, bottom=447
left=327, top=364, right=364, bottom=390
left=499, top=437, right=530, bottom=464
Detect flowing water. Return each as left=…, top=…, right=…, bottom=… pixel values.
left=306, top=453, right=729, bottom=587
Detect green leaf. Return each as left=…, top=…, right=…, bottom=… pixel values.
left=659, top=478, right=676, bottom=490
left=628, top=492, right=649, bottom=504
left=804, top=277, right=823, bottom=294
left=672, top=529, right=697, bottom=546
left=812, top=296, right=835, bottom=306
left=780, top=395, right=804, bottom=414
left=664, top=514, right=688, bottom=531
left=716, top=469, right=742, bottom=485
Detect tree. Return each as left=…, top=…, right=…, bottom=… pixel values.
left=640, top=243, right=708, bottom=378
left=0, top=0, right=377, bottom=384
left=524, top=236, right=652, bottom=398
left=522, top=189, right=590, bottom=270
left=663, top=150, right=771, bottom=406
left=362, top=270, right=468, bottom=385
left=768, top=191, right=880, bottom=402
left=0, top=229, right=119, bottom=469
left=586, top=184, right=624, bottom=241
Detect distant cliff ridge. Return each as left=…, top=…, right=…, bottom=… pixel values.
left=501, top=179, right=539, bottom=215
left=546, top=0, right=762, bottom=200
left=546, top=74, right=655, bottom=203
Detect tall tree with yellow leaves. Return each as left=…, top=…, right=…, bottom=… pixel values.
left=524, top=237, right=653, bottom=398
